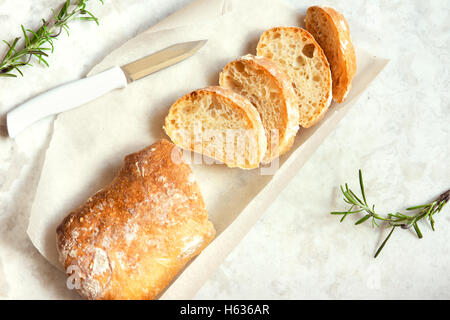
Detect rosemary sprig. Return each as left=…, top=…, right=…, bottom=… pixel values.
left=331, top=170, right=449, bottom=258
left=0, top=0, right=103, bottom=78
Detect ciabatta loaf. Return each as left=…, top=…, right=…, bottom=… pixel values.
left=164, top=86, right=267, bottom=169
left=219, top=54, right=299, bottom=162
left=256, top=27, right=332, bottom=128
left=305, top=6, right=357, bottom=103
left=56, top=139, right=215, bottom=300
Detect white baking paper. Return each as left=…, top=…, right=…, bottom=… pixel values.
left=27, top=0, right=388, bottom=299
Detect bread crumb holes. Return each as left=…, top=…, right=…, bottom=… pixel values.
left=295, top=55, right=306, bottom=66
left=302, top=44, right=315, bottom=58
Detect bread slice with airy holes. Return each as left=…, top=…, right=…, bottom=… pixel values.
left=256, top=27, right=332, bottom=128
left=164, top=86, right=267, bottom=169
left=305, top=6, right=357, bottom=103
left=219, top=54, right=299, bottom=163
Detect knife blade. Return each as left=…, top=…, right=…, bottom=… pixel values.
left=6, top=39, right=208, bottom=138
left=121, top=40, right=207, bottom=83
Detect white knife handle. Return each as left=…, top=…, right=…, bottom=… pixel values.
left=6, top=66, right=128, bottom=138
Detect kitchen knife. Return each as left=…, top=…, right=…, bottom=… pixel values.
left=6, top=39, right=208, bottom=138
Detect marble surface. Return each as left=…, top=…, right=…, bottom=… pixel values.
left=0, top=0, right=449, bottom=299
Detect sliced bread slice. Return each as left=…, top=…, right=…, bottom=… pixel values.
left=256, top=27, right=332, bottom=128
left=305, top=6, right=357, bottom=103
left=164, top=86, right=267, bottom=169
left=219, top=54, right=299, bottom=163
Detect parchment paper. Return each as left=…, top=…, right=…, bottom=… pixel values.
left=27, top=0, right=388, bottom=299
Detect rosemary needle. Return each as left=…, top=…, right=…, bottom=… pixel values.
left=331, top=170, right=450, bottom=258
left=0, top=0, right=104, bottom=78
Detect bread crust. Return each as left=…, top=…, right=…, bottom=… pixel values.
left=305, top=6, right=357, bottom=103
left=164, top=86, right=267, bottom=169
left=56, top=139, right=215, bottom=300
left=256, top=26, right=332, bottom=128
left=219, top=54, right=299, bottom=162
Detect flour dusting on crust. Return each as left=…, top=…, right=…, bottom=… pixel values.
left=56, top=140, right=215, bottom=299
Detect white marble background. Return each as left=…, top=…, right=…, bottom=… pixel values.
left=0, top=0, right=449, bottom=299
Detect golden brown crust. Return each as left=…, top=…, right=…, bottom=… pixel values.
left=56, top=139, right=215, bottom=300
left=241, top=55, right=300, bottom=157
left=164, top=86, right=267, bottom=169
left=219, top=55, right=299, bottom=162
left=305, top=6, right=357, bottom=103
